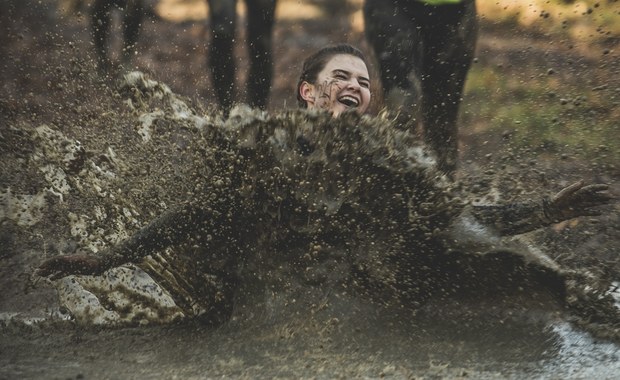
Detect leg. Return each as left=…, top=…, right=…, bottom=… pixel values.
left=244, top=0, right=276, bottom=109
left=363, top=0, right=422, bottom=128
left=91, top=0, right=117, bottom=71
left=364, top=0, right=478, bottom=176
left=419, top=0, right=478, bottom=175
left=207, top=0, right=238, bottom=111
left=121, top=0, right=144, bottom=68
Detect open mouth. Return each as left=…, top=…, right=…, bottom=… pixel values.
left=338, top=95, right=360, bottom=108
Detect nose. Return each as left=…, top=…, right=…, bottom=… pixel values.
left=346, top=79, right=361, bottom=92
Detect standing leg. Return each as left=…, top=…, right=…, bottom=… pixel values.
left=364, top=0, right=477, bottom=177
left=207, top=0, right=238, bottom=112
left=419, top=0, right=477, bottom=176
left=121, top=0, right=144, bottom=69
left=91, top=0, right=117, bottom=72
left=244, top=0, right=276, bottom=110
left=363, top=0, right=423, bottom=129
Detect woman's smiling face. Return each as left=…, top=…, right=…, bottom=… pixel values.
left=299, top=54, right=371, bottom=116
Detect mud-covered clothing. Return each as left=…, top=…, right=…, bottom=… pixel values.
left=92, top=182, right=569, bottom=318
left=92, top=109, right=569, bottom=316
left=34, top=72, right=614, bottom=332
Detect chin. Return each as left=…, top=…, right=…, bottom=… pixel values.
left=331, top=106, right=355, bottom=117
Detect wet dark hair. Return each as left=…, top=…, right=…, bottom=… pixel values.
left=296, top=43, right=369, bottom=108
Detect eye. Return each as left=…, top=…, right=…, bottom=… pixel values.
left=359, top=80, right=370, bottom=89
left=334, top=73, right=347, bottom=80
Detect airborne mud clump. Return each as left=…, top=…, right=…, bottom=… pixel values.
left=1, top=72, right=618, bottom=346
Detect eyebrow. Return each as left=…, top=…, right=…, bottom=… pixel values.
left=332, top=69, right=370, bottom=83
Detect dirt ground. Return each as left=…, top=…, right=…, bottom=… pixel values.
left=1, top=0, right=620, bottom=378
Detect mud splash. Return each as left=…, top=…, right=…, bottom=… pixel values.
left=1, top=72, right=619, bottom=344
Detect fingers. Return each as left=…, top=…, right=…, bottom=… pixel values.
left=554, top=182, right=613, bottom=205
left=573, top=184, right=614, bottom=205
left=575, top=184, right=612, bottom=198
left=578, top=183, right=609, bottom=192
left=547, top=181, right=614, bottom=222
left=35, top=257, right=65, bottom=278
left=36, top=259, right=71, bottom=280
left=552, top=180, right=585, bottom=202
left=36, top=255, right=102, bottom=279
left=574, top=184, right=610, bottom=197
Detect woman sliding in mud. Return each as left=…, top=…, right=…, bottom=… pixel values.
left=36, top=44, right=615, bottom=327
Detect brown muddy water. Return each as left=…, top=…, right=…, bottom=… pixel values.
left=1, top=284, right=620, bottom=379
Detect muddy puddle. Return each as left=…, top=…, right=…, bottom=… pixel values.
left=1, top=290, right=620, bottom=379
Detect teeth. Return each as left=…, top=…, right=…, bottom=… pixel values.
left=339, top=96, right=359, bottom=107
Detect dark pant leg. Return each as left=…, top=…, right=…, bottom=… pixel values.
left=419, top=0, right=477, bottom=175
left=364, top=0, right=478, bottom=176
left=363, top=0, right=424, bottom=134
left=91, top=0, right=117, bottom=71
left=363, top=0, right=419, bottom=93
left=244, top=0, right=276, bottom=109
left=121, top=0, right=144, bottom=67
left=207, top=0, right=237, bottom=111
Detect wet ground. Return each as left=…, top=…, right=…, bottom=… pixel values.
left=2, top=0, right=620, bottom=378
left=2, top=291, right=620, bottom=379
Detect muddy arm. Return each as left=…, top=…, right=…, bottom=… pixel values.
left=37, top=203, right=211, bottom=279
left=470, top=200, right=548, bottom=236
left=99, top=203, right=209, bottom=268
left=470, top=181, right=613, bottom=236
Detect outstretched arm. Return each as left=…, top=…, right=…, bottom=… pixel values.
left=471, top=181, right=614, bottom=236
left=36, top=203, right=210, bottom=280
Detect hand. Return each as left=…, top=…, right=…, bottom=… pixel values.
left=36, top=254, right=104, bottom=280
left=544, top=180, right=614, bottom=222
